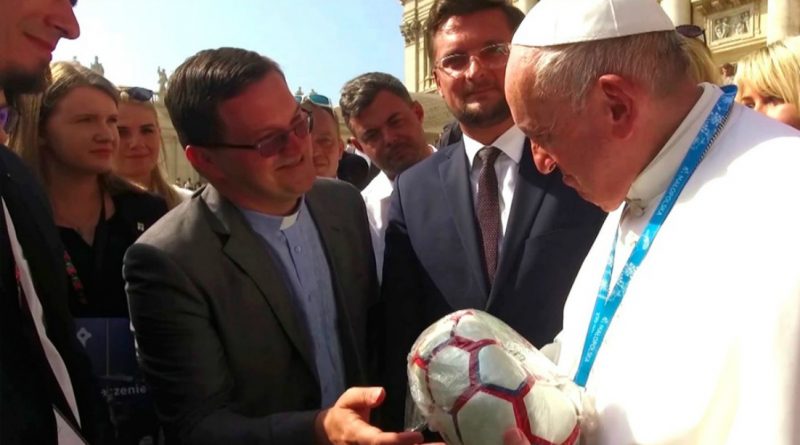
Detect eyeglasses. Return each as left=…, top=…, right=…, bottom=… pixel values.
left=121, top=86, right=155, bottom=102
left=296, top=90, right=333, bottom=109
left=208, top=109, right=314, bottom=158
left=435, top=43, right=511, bottom=78
left=0, top=105, right=18, bottom=133
left=676, top=24, right=706, bottom=43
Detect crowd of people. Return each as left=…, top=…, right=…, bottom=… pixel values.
left=0, top=0, right=798, bottom=444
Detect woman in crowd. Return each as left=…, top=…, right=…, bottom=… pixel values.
left=735, top=36, right=800, bottom=130
left=10, top=61, right=166, bottom=444
left=114, top=86, right=191, bottom=209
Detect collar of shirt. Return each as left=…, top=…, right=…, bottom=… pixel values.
left=239, top=199, right=303, bottom=233
left=625, top=83, right=723, bottom=215
left=463, top=125, right=526, bottom=169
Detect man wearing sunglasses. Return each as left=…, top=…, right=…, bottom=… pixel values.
left=1, top=0, right=110, bottom=443
left=379, top=0, right=607, bottom=430
left=123, top=47, right=424, bottom=445
left=298, top=91, right=347, bottom=179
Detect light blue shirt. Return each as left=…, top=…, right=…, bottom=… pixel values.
left=241, top=200, right=345, bottom=407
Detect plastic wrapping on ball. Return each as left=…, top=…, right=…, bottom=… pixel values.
left=406, top=309, right=583, bottom=445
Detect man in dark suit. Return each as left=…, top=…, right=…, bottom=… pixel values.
left=123, top=47, right=423, bottom=445
left=1, top=1, right=109, bottom=443
left=380, top=0, right=607, bottom=429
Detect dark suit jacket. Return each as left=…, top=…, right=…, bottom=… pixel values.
left=380, top=138, right=606, bottom=428
left=0, top=146, right=106, bottom=444
left=124, top=179, right=378, bottom=445
left=337, top=152, right=381, bottom=191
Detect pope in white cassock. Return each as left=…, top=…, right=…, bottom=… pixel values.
left=503, top=0, right=800, bottom=444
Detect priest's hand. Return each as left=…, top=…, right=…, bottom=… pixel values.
left=314, top=387, right=425, bottom=445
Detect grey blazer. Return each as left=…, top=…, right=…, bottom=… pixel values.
left=124, top=179, right=378, bottom=445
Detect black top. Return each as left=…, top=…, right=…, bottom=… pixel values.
left=60, top=189, right=167, bottom=318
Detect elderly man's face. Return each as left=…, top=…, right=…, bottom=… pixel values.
left=0, top=0, right=80, bottom=91
left=506, top=47, right=628, bottom=211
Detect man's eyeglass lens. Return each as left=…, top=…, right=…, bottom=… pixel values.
left=437, top=43, right=510, bottom=77
left=213, top=111, right=313, bottom=158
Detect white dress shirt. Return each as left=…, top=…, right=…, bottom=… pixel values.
left=362, top=145, right=434, bottom=282
left=463, top=125, right=526, bottom=256
left=362, top=172, right=394, bottom=282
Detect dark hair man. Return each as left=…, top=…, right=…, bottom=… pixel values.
left=504, top=0, right=800, bottom=443
left=123, top=47, right=424, bottom=445
left=1, top=1, right=108, bottom=443
left=339, top=72, right=433, bottom=281
left=379, top=0, right=607, bottom=429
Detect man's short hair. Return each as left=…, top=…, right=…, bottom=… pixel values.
left=425, top=0, right=525, bottom=61
left=339, top=72, right=413, bottom=131
left=165, top=47, right=284, bottom=148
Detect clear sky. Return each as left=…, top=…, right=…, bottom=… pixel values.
left=53, top=0, right=406, bottom=103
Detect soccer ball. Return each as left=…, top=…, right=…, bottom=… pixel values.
left=407, top=310, right=580, bottom=445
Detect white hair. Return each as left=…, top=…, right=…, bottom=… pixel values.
left=529, top=31, right=690, bottom=110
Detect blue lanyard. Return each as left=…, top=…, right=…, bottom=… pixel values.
left=573, top=86, right=737, bottom=387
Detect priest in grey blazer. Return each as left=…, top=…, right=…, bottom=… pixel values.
left=123, top=48, right=421, bottom=445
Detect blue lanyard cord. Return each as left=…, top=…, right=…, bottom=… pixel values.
left=573, top=86, right=737, bottom=387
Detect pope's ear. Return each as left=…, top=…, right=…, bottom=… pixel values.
left=596, top=74, right=636, bottom=139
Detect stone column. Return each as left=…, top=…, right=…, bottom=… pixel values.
left=660, top=0, right=692, bottom=26
left=767, top=0, right=800, bottom=43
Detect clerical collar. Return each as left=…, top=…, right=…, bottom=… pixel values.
left=626, top=83, right=723, bottom=216
left=463, top=125, right=526, bottom=169
left=240, top=199, right=303, bottom=232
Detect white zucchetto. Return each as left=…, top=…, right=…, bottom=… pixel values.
left=512, top=0, right=675, bottom=47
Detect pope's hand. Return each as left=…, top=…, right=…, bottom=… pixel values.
left=315, top=387, right=425, bottom=445
left=504, top=428, right=531, bottom=445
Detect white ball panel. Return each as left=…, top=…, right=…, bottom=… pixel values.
left=524, top=382, right=580, bottom=444
left=427, top=346, right=471, bottom=410
left=457, top=391, right=517, bottom=445
left=477, top=344, right=528, bottom=390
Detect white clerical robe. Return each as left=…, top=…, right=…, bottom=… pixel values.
left=555, top=84, right=800, bottom=445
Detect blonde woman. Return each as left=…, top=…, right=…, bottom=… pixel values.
left=114, top=87, right=191, bottom=209
left=735, top=36, right=800, bottom=129
left=9, top=61, right=164, bottom=444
